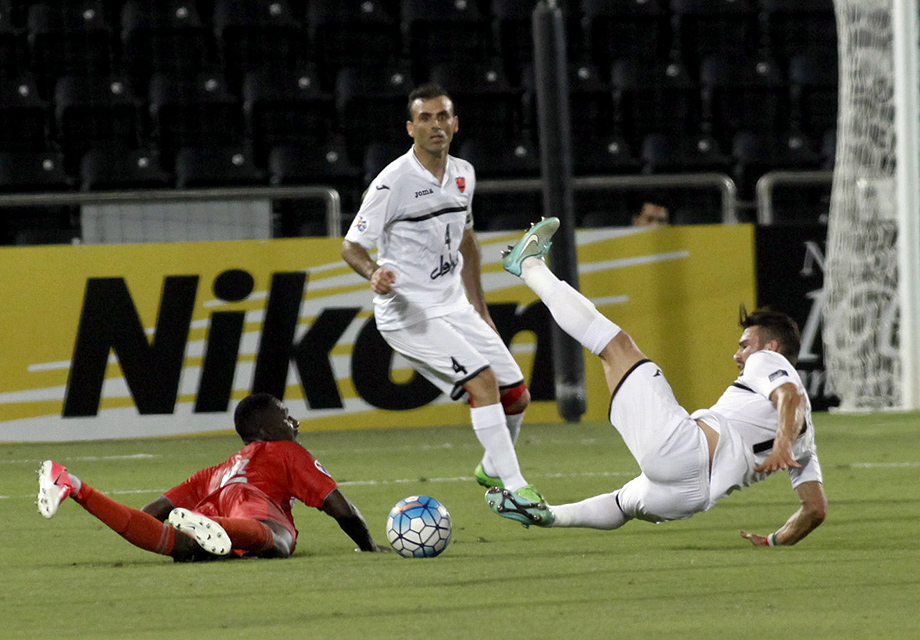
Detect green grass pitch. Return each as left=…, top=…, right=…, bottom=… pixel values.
left=2, top=411, right=919, bottom=639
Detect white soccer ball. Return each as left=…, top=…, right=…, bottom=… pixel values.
left=386, top=495, right=452, bottom=558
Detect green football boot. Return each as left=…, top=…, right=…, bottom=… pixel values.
left=485, top=485, right=556, bottom=527
left=500, top=217, right=560, bottom=277
left=474, top=463, right=504, bottom=489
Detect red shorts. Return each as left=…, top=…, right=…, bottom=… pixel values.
left=193, top=483, right=297, bottom=541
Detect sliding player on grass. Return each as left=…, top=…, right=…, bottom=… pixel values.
left=487, top=218, right=827, bottom=546
left=38, top=393, right=388, bottom=560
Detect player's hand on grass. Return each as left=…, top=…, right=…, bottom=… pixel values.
left=740, top=530, right=770, bottom=546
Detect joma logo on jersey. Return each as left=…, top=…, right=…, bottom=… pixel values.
left=414, top=188, right=434, bottom=198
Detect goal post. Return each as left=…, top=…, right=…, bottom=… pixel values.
left=824, top=0, right=920, bottom=411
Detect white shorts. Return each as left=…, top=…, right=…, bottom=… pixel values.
left=608, top=361, right=711, bottom=523
left=379, top=305, right=525, bottom=401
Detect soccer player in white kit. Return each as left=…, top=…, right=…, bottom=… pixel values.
left=487, top=218, right=828, bottom=547
left=341, top=83, right=547, bottom=508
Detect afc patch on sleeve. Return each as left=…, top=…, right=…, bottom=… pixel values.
left=314, top=459, right=332, bottom=477
left=353, top=215, right=368, bottom=233
left=768, top=369, right=789, bottom=382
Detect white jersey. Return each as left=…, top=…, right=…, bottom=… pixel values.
left=692, top=350, right=823, bottom=510
left=345, top=148, right=476, bottom=330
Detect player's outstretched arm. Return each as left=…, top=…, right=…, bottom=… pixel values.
left=741, top=480, right=828, bottom=546
left=321, top=488, right=390, bottom=552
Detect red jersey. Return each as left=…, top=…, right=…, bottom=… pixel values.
left=163, top=440, right=337, bottom=540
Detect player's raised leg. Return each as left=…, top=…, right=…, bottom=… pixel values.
left=501, top=217, right=647, bottom=394
left=36, top=460, right=229, bottom=560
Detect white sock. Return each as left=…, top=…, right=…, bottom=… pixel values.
left=480, top=412, right=525, bottom=478
left=521, top=258, right=621, bottom=355
left=550, top=491, right=629, bottom=529
left=472, top=403, right=527, bottom=491
left=506, top=411, right=525, bottom=444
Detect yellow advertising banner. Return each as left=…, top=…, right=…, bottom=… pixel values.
left=0, top=225, right=754, bottom=441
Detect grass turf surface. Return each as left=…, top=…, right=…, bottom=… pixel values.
left=2, top=411, right=919, bottom=639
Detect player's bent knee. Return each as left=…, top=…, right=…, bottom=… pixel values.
left=500, top=382, right=530, bottom=414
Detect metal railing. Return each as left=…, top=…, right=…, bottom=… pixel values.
left=478, top=173, right=740, bottom=224
left=0, top=185, right=343, bottom=239
left=0, top=173, right=739, bottom=244
left=755, top=170, right=833, bottom=225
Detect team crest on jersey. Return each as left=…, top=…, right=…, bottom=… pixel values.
left=314, top=459, right=332, bottom=477
left=354, top=215, right=368, bottom=232
left=456, top=176, right=466, bottom=192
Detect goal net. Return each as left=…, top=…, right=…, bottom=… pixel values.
left=824, top=0, right=920, bottom=411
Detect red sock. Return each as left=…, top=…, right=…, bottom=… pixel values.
left=73, top=485, right=176, bottom=556
left=206, top=516, right=275, bottom=554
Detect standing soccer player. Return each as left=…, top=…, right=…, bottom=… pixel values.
left=38, top=393, right=389, bottom=560
left=487, top=218, right=828, bottom=546
left=341, top=82, right=546, bottom=509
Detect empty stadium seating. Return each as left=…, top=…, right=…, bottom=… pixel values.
left=0, top=0, right=841, bottom=242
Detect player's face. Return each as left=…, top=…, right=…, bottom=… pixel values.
left=734, top=326, right=765, bottom=372
left=407, top=96, right=458, bottom=155
left=263, top=402, right=299, bottom=441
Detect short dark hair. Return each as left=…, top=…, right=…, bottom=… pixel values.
left=407, top=82, right=453, bottom=119
left=740, top=306, right=801, bottom=365
left=233, top=393, right=278, bottom=441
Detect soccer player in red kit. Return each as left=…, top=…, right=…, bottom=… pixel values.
left=38, top=393, right=388, bottom=560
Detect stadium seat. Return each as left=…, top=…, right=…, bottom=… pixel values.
left=79, top=147, right=171, bottom=191
left=120, top=1, right=216, bottom=88
left=757, top=0, right=837, bottom=66
left=640, top=131, right=731, bottom=175
left=731, top=129, right=822, bottom=200
left=788, top=51, right=839, bottom=140
left=335, top=63, right=414, bottom=160
left=27, top=1, right=114, bottom=98
left=611, top=57, right=701, bottom=148
left=174, top=145, right=264, bottom=188
left=212, top=0, right=307, bottom=94
left=268, top=139, right=363, bottom=236
left=458, top=135, right=539, bottom=179
left=0, top=148, right=76, bottom=244
left=269, top=138, right=362, bottom=187
left=670, top=0, right=758, bottom=69
left=0, top=149, right=70, bottom=191
left=458, top=135, right=541, bottom=231
left=521, top=61, right=614, bottom=143
left=572, top=134, right=641, bottom=176
left=148, top=72, right=244, bottom=170
left=429, top=60, right=520, bottom=142
left=580, top=0, right=670, bottom=68
left=362, top=141, right=406, bottom=185
left=0, top=72, right=49, bottom=152
left=307, top=0, right=401, bottom=88
left=53, top=74, right=140, bottom=173
left=700, top=55, right=788, bottom=148
left=400, top=0, right=492, bottom=79
left=242, top=66, right=336, bottom=167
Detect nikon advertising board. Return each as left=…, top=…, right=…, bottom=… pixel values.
left=0, top=225, right=754, bottom=441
